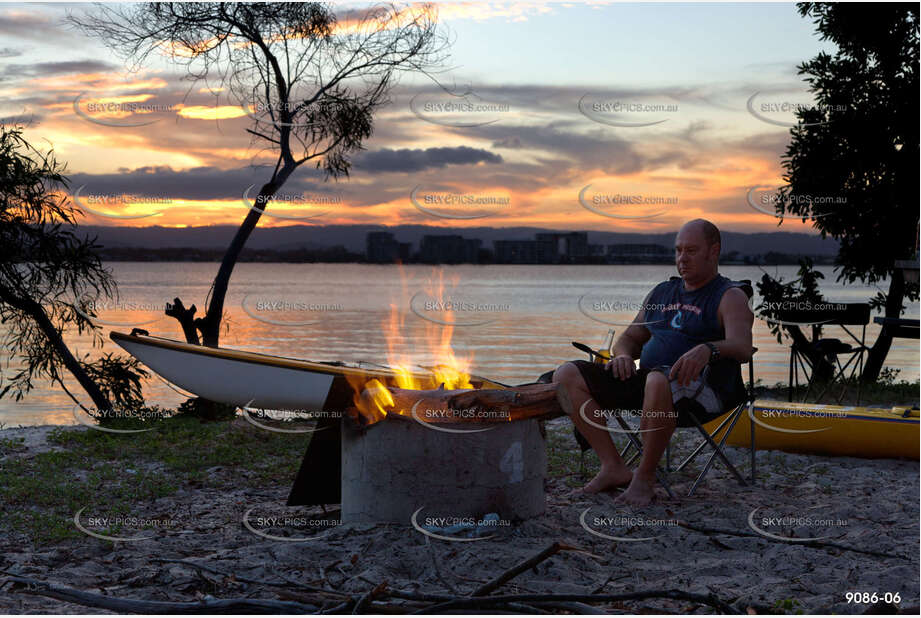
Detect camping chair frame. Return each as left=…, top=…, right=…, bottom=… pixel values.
left=620, top=349, right=758, bottom=497
left=612, top=415, right=677, bottom=500
left=786, top=304, right=870, bottom=405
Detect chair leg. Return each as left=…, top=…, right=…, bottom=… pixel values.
left=788, top=351, right=795, bottom=402
left=614, top=416, right=675, bottom=500
left=821, top=352, right=858, bottom=404
left=748, top=364, right=757, bottom=484
left=842, top=350, right=864, bottom=405
left=624, top=446, right=642, bottom=466
left=856, top=344, right=865, bottom=406
left=687, top=408, right=748, bottom=496
left=674, top=411, right=735, bottom=473
left=834, top=355, right=851, bottom=404
left=621, top=434, right=639, bottom=466
left=799, top=353, right=816, bottom=403
left=749, top=400, right=756, bottom=483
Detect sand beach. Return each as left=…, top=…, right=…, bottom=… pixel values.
left=1, top=418, right=917, bottom=614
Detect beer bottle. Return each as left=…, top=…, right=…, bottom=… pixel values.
left=593, top=328, right=615, bottom=364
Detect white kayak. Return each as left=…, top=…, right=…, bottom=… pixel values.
left=110, top=331, right=506, bottom=413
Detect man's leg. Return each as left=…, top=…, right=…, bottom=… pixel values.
left=552, top=362, right=633, bottom=493
left=616, top=370, right=676, bottom=506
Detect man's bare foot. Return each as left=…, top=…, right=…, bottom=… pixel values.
left=578, top=464, right=633, bottom=494
left=614, top=472, right=656, bottom=506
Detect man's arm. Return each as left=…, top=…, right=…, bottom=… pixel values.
left=714, top=287, right=755, bottom=362
left=668, top=287, right=754, bottom=386
left=606, top=292, right=653, bottom=380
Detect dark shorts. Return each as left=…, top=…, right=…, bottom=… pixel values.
left=570, top=359, right=739, bottom=427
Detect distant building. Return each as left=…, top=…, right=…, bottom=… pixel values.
left=562, top=232, right=589, bottom=260
left=606, top=243, right=672, bottom=263
left=534, top=232, right=589, bottom=262
left=588, top=243, right=606, bottom=257
left=494, top=240, right=539, bottom=264
left=367, top=231, right=409, bottom=262
left=534, top=233, right=561, bottom=263
left=419, top=235, right=482, bottom=264
left=494, top=232, right=589, bottom=264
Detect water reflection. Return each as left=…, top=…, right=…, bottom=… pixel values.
left=0, top=263, right=916, bottom=426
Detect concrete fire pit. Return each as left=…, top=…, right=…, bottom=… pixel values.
left=341, top=416, right=547, bottom=524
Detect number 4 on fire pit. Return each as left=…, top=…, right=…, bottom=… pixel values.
left=500, top=441, right=524, bottom=483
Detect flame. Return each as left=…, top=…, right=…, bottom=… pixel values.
left=347, top=377, right=393, bottom=425
left=421, top=268, right=473, bottom=390
left=348, top=267, right=474, bottom=423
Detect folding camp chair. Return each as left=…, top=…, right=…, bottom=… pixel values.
left=783, top=303, right=870, bottom=405
left=617, top=278, right=758, bottom=496
left=619, top=347, right=757, bottom=496
left=571, top=278, right=758, bottom=498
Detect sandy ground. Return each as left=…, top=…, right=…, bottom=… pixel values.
left=0, top=419, right=918, bottom=614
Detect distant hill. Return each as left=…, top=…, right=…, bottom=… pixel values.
left=75, top=224, right=839, bottom=256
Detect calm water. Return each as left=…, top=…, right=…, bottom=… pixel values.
left=2, top=263, right=918, bottom=427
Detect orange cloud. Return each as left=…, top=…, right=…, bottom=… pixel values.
left=413, top=2, right=554, bottom=23
left=31, top=74, right=168, bottom=94
left=177, top=105, right=249, bottom=120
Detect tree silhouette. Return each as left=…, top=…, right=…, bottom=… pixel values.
left=70, top=2, right=449, bottom=346
left=774, top=2, right=919, bottom=380
left=0, top=124, right=147, bottom=413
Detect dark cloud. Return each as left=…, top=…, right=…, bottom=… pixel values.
left=0, top=11, right=73, bottom=41
left=68, top=165, right=314, bottom=201
left=1, top=60, right=117, bottom=79
left=66, top=144, right=501, bottom=201
left=0, top=47, right=21, bottom=58
left=730, top=131, right=791, bottom=159
left=353, top=145, right=502, bottom=173
left=480, top=122, right=652, bottom=176
left=741, top=61, right=804, bottom=77
left=388, top=82, right=707, bottom=123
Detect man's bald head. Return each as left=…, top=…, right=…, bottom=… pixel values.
left=679, top=219, right=721, bottom=252
left=675, top=219, right=721, bottom=288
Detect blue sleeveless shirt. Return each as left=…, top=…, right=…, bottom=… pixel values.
left=639, top=274, right=742, bottom=369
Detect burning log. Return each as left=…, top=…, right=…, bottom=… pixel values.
left=348, top=382, right=572, bottom=426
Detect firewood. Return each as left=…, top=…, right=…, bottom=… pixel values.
left=349, top=382, right=572, bottom=426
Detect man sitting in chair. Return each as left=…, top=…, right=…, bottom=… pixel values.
left=553, top=219, right=754, bottom=506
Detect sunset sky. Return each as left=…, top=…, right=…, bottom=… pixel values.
left=0, top=1, right=838, bottom=234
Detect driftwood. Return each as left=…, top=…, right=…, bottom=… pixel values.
left=472, top=541, right=578, bottom=597
left=351, top=382, right=572, bottom=426
left=409, top=590, right=739, bottom=614
left=674, top=519, right=911, bottom=560
left=3, top=571, right=744, bottom=614
left=425, top=536, right=460, bottom=595
left=2, top=574, right=319, bottom=614
left=149, top=559, right=348, bottom=597
left=351, top=581, right=388, bottom=614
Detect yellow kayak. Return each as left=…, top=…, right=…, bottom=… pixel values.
left=704, top=400, right=919, bottom=459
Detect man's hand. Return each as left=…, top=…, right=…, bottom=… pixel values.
left=668, top=344, right=710, bottom=387
left=605, top=354, right=636, bottom=381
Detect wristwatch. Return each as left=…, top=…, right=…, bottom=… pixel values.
left=703, top=342, right=720, bottom=364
